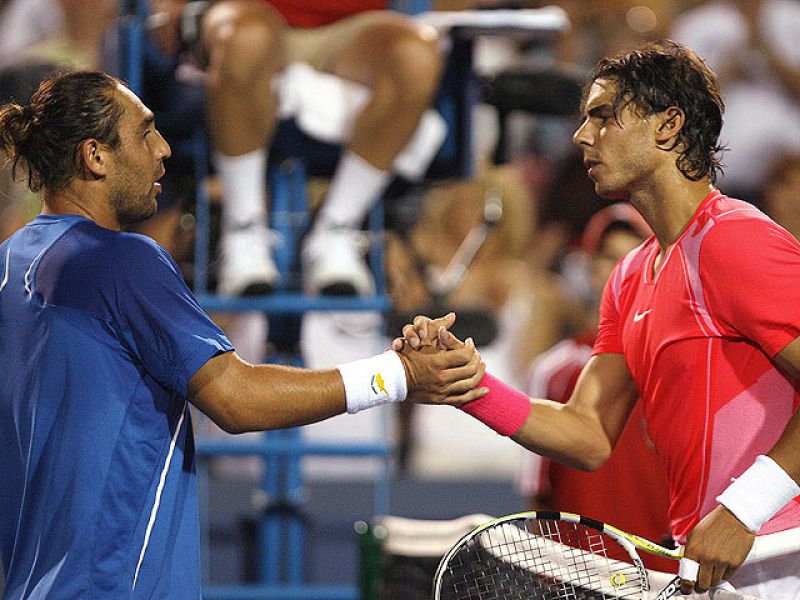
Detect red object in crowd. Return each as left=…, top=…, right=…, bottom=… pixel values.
left=266, top=0, right=387, bottom=28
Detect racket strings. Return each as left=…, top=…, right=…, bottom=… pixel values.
left=439, top=518, right=645, bottom=600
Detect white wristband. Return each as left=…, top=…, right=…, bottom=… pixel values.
left=716, top=455, right=800, bottom=533
left=337, top=350, right=408, bottom=414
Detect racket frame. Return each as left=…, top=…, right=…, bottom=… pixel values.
left=432, top=510, right=682, bottom=600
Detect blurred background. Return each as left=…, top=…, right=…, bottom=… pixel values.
left=1, top=0, right=799, bottom=598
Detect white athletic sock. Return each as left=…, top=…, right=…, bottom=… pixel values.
left=314, top=151, right=391, bottom=231
left=214, top=148, right=269, bottom=232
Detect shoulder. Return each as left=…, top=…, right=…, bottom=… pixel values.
left=67, top=224, right=176, bottom=278
left=689, top=197, right=800, bottom=284
left=37, top=223, right=180, bottom=312
left=108, top=231, right=180, bottom=277
left=698, top=197, right=798, bottom=257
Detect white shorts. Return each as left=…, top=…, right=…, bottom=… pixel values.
left=729, top=548, right=800, bottom=600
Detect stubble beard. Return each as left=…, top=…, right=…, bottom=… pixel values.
left=594, top=178, right=628, bottom=201
left=110, top=183, right=158, bottom=228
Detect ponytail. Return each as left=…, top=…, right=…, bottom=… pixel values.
left=0, top=101, right=39, bottom=191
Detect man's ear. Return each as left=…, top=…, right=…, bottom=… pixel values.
left=78, top=139, right=110, bottom=179
left=655, top=107, right=684, bottom=146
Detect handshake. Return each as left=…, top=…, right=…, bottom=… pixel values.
left=377, top=312, right=530, bottom=438
left=390, top=311, right=487, bottom=407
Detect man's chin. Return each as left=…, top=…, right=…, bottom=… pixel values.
left=595, top=184, right=626, bottom=201
left=118, top=200, right=158, bottom=228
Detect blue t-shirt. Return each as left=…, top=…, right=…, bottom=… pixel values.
left=0, top=214, right=233, bottom=599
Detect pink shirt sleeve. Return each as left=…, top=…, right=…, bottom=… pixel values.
left=700, top=219, right=800, bottom=358
left=592, top=263, right=625, bottom=356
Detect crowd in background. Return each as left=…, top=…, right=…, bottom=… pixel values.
left=1, top=0, right=800, bottom=539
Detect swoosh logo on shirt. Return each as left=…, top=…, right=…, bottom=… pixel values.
left=633, top=309, right=653, bottom=322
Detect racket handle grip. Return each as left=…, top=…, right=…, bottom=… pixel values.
left=678, top=557, right=699, bottom=581
left=676, top=559, right=737, bottom=598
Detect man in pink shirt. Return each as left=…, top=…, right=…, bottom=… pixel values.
left=399, top=40, right=800, bottom=598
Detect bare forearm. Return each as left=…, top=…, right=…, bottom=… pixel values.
left=189, top=339, right=487, bottom=434
left=511, top=398, right=613, bottom=471
left=227, top=363, right=346, bottom=433
left=190, top=353, right=346, bottom=433
left=510, top=354, right=637, bottom=470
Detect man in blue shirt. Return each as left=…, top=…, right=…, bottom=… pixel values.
left=0, top=71, right=486, bottom=599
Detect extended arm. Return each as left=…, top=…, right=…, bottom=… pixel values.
left=189, top=333, right=486, bottom=434
left=395, top=313, right=639, bottom=471
left=511, top=353, right=638, bottom=471
left=188, top=351, right=345, bottom=433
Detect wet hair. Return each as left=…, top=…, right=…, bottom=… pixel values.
left=0, top=70, right=125, bottom=193
left=584, top=39, right=725, bottom=183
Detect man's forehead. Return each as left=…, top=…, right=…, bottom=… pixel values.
left=583, top=78, right=617, bottom=110
left=114, top=83, right=153, bottom=123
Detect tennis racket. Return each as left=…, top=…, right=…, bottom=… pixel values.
left=432, top=510, right=799, bottom=600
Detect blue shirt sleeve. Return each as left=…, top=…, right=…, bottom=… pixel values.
left=37, top=223, right=233, bottom=396
left=111, top=234, right=234, bottom=396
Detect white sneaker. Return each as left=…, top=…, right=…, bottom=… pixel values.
left=302, top=227, right=375, bottom=296
left=217, top=226, right=279, bottom=296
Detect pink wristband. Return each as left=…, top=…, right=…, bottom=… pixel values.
left=459, top=372, right=531, bottom=436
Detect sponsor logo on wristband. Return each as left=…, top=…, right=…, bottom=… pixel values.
left=371, top=372, right=388, bottom=397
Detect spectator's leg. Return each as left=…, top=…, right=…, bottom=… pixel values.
left=330, top=14, right=442, bottom=173
left=202, top=0, right=285, bottom=296
left=302, top=13, right=444, bottom=296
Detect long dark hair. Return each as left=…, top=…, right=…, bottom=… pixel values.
left=0, top=71, right=125, bottom=193
left=585, top=40, right=725, bottom=182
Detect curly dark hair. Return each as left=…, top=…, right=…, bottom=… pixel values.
left=584, top=39, right=725, bottom=182
left=0, top=70, right=125, bottom=193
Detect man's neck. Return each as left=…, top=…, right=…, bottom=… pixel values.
left=628, top=175, right=714, bottom=251
left=42, top=185, right=120, bottom=231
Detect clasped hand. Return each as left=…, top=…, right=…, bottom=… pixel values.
left=393, top=312, right=488, bottom=406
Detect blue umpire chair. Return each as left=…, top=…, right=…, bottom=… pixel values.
left=117, top=2, right=567, bottom=598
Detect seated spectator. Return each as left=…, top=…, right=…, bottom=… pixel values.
left=149, top=0, right=445, bottom=297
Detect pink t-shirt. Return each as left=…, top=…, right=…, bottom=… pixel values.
left=594, top=190, right=800, bottom=543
